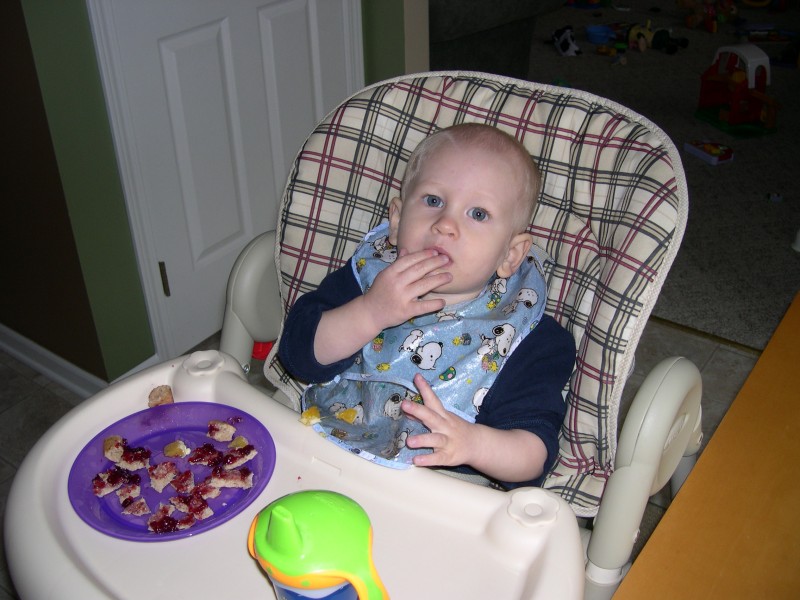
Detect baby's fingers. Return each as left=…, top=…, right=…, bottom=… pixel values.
left=413, top=296, right=447, bottom=317
left=395, top=249, right=450, bottom=278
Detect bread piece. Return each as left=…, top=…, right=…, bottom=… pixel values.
left=92, top=467, right=128, bottom=497
left=209, top=466, right=253, bottom=489
left=207, top=420, right=236, bottom=442
left=170, top=470, right=195, bottom=494
left=116, top=446, right=151, bottom=471
left=222, top=445, right=258, bottom=470
left=170, top=494, right=213, bottom=520
left=103, top=435, right=126, bottom=462
left=148, top=461, right=179, bottom=493
left=122, top=497, right=151, bottom=516
left=148, top=385, right=174, bottom=407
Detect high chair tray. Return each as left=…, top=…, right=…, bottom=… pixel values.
left=5, top=351, right=584, bottom=599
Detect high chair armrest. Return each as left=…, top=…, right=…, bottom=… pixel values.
left=585, top=357, right=702, bottom=581
left=220, top=230, right=282, bottom=372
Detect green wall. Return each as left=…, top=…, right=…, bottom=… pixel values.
left=362, top=0, right=406, bottom=84
left=20, top=0, right=154, bottom=380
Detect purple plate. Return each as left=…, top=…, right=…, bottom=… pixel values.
left=68, top=402, right=275, bottom=542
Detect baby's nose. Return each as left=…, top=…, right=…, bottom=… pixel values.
left=433, top=214, right=457, bottom=236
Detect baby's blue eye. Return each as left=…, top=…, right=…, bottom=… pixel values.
left=468, top=207, right=489, bottom=222
left=423, top=194, right=443, bottom=208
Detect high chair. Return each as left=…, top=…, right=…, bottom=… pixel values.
left=220, top=72, right=703, bottom=599
left=5, top=72, right=701, bottom=600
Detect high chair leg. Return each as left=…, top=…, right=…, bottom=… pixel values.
left=670, top=406, right=703, bottom=497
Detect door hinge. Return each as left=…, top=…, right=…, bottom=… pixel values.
left=158, top=261, right=171, bottom=297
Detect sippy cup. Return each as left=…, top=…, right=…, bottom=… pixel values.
left=248, top=490, right=389, bottom=599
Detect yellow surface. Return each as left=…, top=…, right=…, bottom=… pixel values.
left=615, top=293, right=800, bottom=599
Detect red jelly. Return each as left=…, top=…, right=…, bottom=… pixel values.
left=121, top=446, right=152, bottom=463
left=171, top=470, right=195, bottom=494
left=222, top=445, right=255, bottom=467
left=187, top=443, right=223, bottom=467
left=149, top=514, right=179, bottom=533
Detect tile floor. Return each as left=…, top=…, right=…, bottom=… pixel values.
left=0, top=318, right=760, bottom=599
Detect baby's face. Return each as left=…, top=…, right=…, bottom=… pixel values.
left=389, top=143, right=531, bottom=306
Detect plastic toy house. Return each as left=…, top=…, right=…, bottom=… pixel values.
left=697, top=43, right=779, bottom=133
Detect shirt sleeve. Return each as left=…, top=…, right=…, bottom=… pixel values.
left=476, top=315, right=576, bottom=489
left=277, top=260, right=363, bottom=383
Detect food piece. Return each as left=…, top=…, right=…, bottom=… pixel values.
left=228, top=435, right=249, bottom=449
left=194, top=478, right=221, bottom=499
left=207, top=420, right=236, bottom=442
left=147, top=503, right=178, bottom=533
left=148, top=385, right=174, bottom=407
left=170, top=493, right=213, bottom=520
left=117, top=445, right=152, bottom=471
left=116, top=478, right=141, bottom=504
left=222, top=444, right=258, bottom=470
left=299, top=406, right=321, bottom=426
left=148, top=461, right=179, bottom=493
left=175, top=514, right=196, bottom=530
left=121, top=497, right=151, bottom=516
left=103, top=435, right=127, bottom=462
left=186, top=443, right=223, bottom=467
left=92, top=466, right=133, bottom=497
left=335, top=407, right=359, bottom=424
left=209, top=466, right=253, bottom=489
left=147, top=501, right=195, bottom=533
left=163, top=439, right=190, bottom=458
left=170, top=470, right=195, bottom=494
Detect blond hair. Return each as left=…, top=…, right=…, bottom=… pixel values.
left=401, top=123, right=540, bottom=229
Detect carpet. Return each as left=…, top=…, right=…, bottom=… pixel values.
left=516, top=1, right=800, bottom=349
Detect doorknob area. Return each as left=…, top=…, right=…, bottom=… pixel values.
left=159, top=261, right=171, bottom=297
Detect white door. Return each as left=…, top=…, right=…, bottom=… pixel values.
left=88, top=0, right=363, bottom=360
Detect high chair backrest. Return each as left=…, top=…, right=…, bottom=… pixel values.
left=265, top=73, right=688, bottom=518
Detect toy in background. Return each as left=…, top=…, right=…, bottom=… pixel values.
left=696, top=43, right=779, bottom=133
left=741, top=0, right=786, bottom=9
left=739, top=25, right=800, bottom=68
left=249, top=491, right=389, bottom=600
left=584, top=23, right=623, bottom=60
left=678, top=0, right=739, bottom=33
left=553, top=25, right=582, bottom=56
left=683, top=141, right=734, bottom=164
left=628, top=20, right=689, bottom=53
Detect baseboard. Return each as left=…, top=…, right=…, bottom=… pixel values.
left=0, top=324, right=168, bottom=399
left=0, top=323, right=109, bottom=400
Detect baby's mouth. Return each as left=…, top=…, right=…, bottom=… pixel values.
left=428, top=248, right=452, bottom=276
left=431, top=246, right=451, bottom=263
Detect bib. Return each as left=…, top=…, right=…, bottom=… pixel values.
left=302, top=223, right=548, bottom=468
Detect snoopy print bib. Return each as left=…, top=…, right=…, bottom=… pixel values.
left=301, top=222, right=548, bottom=468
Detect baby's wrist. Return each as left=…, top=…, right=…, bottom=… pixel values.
left=356, top=295, right=388, bottom=337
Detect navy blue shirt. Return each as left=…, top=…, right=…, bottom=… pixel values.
left=278, top=259, right=575, bottom=488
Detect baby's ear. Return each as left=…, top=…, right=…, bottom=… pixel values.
left=388, top=197, right=402, bottom=245
left=497, top=233, right=533, bottom=278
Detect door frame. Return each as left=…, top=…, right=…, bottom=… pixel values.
left=86, top=0, right=364, bottom=363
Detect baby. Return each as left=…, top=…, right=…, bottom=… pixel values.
left=279, top=123, right=574, bottom=488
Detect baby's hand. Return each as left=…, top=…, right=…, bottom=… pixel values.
left=402, top=374, right=474, bottom=468
left=363, top=249, right=451, bottom=330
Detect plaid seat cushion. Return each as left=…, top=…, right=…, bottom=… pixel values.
left=265, top=73, right=687, bottom=518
